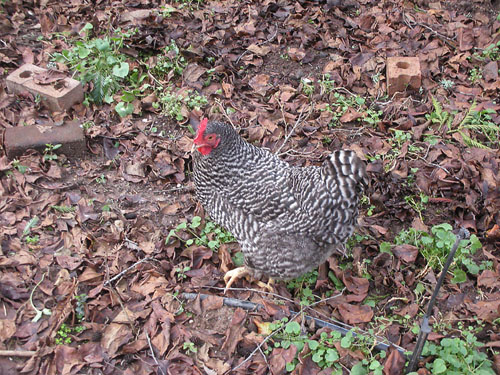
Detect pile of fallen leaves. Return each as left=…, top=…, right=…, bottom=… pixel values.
left=0, top=0, right=499, bottom=374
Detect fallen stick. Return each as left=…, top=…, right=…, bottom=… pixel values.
left=0, top=350, right=36, bottom=357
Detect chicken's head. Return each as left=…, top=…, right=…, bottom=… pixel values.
left=193, top=118, right=221, bottom=155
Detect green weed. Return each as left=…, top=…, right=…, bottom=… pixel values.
left=381, top=223, right=488, bottom=283
left=175, top=265, right=191, bottom=280
left=286, top=270, right=318, bottom=306
left=182, top=341, right=198, bottom=354
left=43, top=143, right=62, bottom=161
left=151, top=40, right=187, bottom=79
left=420, top=330, right=494, bottom=374
left=50, top=205, right=76, bottom=213
left=152, top=87, right=207, bottom=121
left=439, top=79, right=455, bottom=90
left=52, top=24, right=135, bottom=115
left=468, top=67, right=483, bottom=83
left=11, top=159, right=28, bottom=174
left=427, top=97, right=499, bottom=149
left=266, top=318, right=388, bottom=374
left=165, top=216, right=236, bottom=251
left=55, top=323, right=86, bottom=345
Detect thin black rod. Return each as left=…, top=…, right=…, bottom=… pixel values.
left=405, top=227, right=470, bottom=373
left=181, top=292, right=406, bottom=355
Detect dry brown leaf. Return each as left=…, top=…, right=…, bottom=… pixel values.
left=249, top=74, right=270, bottom=96
left=338, top=303, right=373, bottom=324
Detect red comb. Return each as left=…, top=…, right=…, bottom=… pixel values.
left=194, top=118, right=208, bottom=144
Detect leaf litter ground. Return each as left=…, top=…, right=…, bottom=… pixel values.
left=0, top=0, right=500, bottom=374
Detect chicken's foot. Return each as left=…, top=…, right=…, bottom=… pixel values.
left=223, top=267, right=276, bottom=293
left=223, top=267, right=249, bottom=293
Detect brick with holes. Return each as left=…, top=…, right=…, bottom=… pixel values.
left=6, top=64, right=83, bottom=112
left=386, top=57, right=421, bottom=97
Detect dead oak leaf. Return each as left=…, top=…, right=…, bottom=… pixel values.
left=338, top=303, right=373, bottom=324
left=247, top=43, right=271, bottom=56
left=466, top=299, right=500, bottom=322
left=0, top=319, right=16, bottom=342
left=392, top=244, right=419, bottom=263
left=249, top=74, right=270, bottom=96
left=342, top=271, right=369, bottom=296
left=101, top=323, right=134, bottom=358
left=287, top=47, right=306, bottom=62
left=383, top=346, right=406, bottom=375
left=477, top=270, right=499, bottom=288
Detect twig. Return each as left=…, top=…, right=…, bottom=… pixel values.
left=402, top=12, right=456, bottom=44
left=145, top=330, right=166, bottom=375
left=104, top=257, right=152, bottom=286
left=275, top=105, right=312, bottom=155
left=0, top=350, right=36, bottom=357
left=214, top=98, right=237, bottom=129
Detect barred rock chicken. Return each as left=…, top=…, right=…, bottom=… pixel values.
left=192, top=118, right=368, bottom=291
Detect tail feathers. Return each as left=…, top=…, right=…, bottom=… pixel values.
left=323, top=150, right=369, bottom=192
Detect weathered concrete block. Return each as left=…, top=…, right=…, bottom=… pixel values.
left=4, top=120, right=86, bottom=159
left=6, top=64, right=83, bottom=112
left=386, top=57, right=421, bottom=97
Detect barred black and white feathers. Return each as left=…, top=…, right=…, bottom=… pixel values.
left=192, top=120, right=368, bottom=280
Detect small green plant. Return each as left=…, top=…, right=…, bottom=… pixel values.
left=319, top=74, right=336, bottom=95
left=322, top=92, right=382, bottom=128
left=25, top=235, right=40, bottom=245
left=476, top=40, right=500, bottom=61
left=421, top=330, right=495, bottom=374
left=404, top=192, right=429, bottom=222
left=55, top=323, right=73, bottom=345
left=152, top=87, right=207, bottom=121
left=427, top=97, right=499, bottom=149
left=381, top=223, right=487, bottom=283
left=439, top=79, right=455, bottom=90
left=23, top=216, right=39, bottom=238
left=75, top=294, right=88, bottom=321
left=55, top=323, right=86, bottom=345
left=151, top=40, right=187, bottom=79
left=43, top=143, right=62, bottom=161
left=50, top=205, right=76, bottom=213
left=175, top=265, right=191, bottom=280
left=321, top=136, right=332, bottom=145
left=448, top=102, right=500, bottom=149
left=12, top=159, right=28, bottom=173
left=426, top=95, right=453, bottom=130
left=301, top=78, right=315, bottom=97
left=52, top=24, right=135, bottom=114
left=266, top=319, right=388, bottom=374
left=468, top=67, right=483, bottom=83
left=286, top=270, right=318, bottom=306
left=182, top=341, right=198, bottom=354
left=82, top=121, right=94, bottom=130
left=165, top=216, right=235, bottom=251
left=95, top=174, right=106, bottom=184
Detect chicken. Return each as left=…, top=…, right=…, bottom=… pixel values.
left=192, top=118, right=368, bottom=290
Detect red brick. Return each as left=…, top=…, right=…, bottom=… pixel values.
left=386, top=57, right=421, bottom=97
left=6, top=64, right=84, bottom=112
left=3, top=120, right=86, bottom=159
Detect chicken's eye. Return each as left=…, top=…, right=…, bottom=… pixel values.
left=206, top=134, right=215, bottom=141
